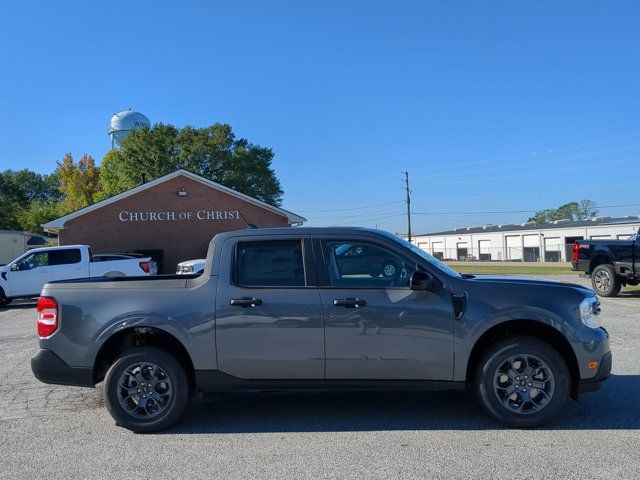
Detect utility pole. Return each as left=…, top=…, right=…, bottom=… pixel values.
left=403, top=171, right=412, bottom=242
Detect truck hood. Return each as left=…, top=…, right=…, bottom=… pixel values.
left=464, top=274, right=593, bottom=293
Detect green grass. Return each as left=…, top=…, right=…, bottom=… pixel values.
left=448, top=264, right=574, bottom=275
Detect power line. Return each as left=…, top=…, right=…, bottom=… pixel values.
left=413, top=155, right=640, bottom=186
left=413, top=202, right=640, bottom=216
left=306, top=205, right=405, bottom=221
left=411, top=144, right=640, bottom=180
left=328, top=213, right=406, bottom=226
left=297, top=200, right=405, bottom=213
left=407, top=132, right=640, bottom=173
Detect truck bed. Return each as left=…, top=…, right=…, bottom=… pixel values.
left=45, top=273, right=202, bottom=290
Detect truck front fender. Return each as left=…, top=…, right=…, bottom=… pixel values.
left=454, top=306, right=574, bottom=382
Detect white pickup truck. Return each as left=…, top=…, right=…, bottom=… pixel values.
left=175, top=258, right=206, bottom=275
left=0, top=245, right=156, bottom=306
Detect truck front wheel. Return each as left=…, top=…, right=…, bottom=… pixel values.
left=474, top=336, right=570, bottom=428
left=591, top=264, right=622, bottom=297
left=0, top=289, right=11, bottom=307
left=104, top=347, right=190, bottom=432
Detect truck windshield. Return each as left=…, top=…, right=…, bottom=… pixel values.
left=384, top=233, right=462, bottom=278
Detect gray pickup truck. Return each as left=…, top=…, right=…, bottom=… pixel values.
left=32, top=227, right=611, bottom=432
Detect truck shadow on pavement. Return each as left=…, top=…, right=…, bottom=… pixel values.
left=0, top=300, right=37, bottom=312
left=169, top=374, right=639, bottom=434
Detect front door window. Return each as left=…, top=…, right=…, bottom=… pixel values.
left=16, top=251, right=49, bottom=271
left=322, top=240, right=415, bottom=288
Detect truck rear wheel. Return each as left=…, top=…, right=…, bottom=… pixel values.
left=104, top=347, right=190, bottom=433
left=591, top=264, right=622, bottom=297
left=474, top=336, right=570, bottom=428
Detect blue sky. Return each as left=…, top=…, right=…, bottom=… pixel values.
left=1, top=1, right=639, bottom=233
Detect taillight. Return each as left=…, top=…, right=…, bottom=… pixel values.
left=37, top=296, right=59, bottom=338
left=572, top=243, right=588, bottom=261
left=139, top=261, right=150, bottom=273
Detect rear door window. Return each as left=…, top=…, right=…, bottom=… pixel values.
left=49, top=249, right=81, bottom=266
left=235, top=240, right=305, bottom=287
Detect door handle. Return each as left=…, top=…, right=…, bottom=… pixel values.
left=230, top=297, right=263, bottom=307
left=333, top=298, right=366, bottom=308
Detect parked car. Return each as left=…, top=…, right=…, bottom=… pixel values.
left=176, top=259, right=206, bottom=275
left=572, top=230, right=639, bottom=297
left=0, top=245, right=156, bottom=306
left=31, top=228, right=610, bottom=432
left=331, top=243, right=407, bottom=279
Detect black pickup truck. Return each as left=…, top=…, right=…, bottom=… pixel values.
left=572, top=230, right=639, bottom=297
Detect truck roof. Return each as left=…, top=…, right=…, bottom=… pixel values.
left=20, top=244, right=90, bottom=254
left=211, top=226, right=397, bottom=242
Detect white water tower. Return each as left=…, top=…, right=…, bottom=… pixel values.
left=108, top=109, right=151, bottom=148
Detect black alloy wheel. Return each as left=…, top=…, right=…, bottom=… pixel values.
left=475, top=336, right=570, bottom=428
left=104, top=347, right=189, bottom=432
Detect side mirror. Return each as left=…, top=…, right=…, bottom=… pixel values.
left=410, top=270, right=441, bottom=292
left=10, top=264, right=19, bottom=272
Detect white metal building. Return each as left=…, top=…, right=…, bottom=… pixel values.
left=411, top=216, right=640, bottom=262
left=0, top=231, right=55, bottom=265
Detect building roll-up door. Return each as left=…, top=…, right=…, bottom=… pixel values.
left=544, top=237, right=561, bottom=262
left=506, top=236, right=521, bottom=261
left=478, top=240, right=491, bottom=261
left=431, top=242, right=444, bottom=260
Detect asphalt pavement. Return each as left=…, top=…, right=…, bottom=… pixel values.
left=0, top=274, right=638, bottom=479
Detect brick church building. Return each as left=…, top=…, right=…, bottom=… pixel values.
left=43, top=170, right=305, bottom=273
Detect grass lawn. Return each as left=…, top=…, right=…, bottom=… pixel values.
left=447, top=264, right=574, bottom=275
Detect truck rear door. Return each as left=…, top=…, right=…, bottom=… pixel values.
left=50, top=248, right=86, bottom=282
left=215, top=235, right=324, bottom=379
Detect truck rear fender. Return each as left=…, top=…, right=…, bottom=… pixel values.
left=92, top=320, right=197, bottom=386
left=90, top=309, right=215, bottom=382
left=589, top=253, right=614, bottom=274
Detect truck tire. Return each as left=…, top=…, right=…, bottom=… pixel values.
left=104, top=347, right=190, bottom=433
left=0, top=289, right=11, bottom=307
left=591, top=264, right=622, bottom=297
left=474, top=336, right=570, bottom=428
left=105, top=271, right=125, bottom=278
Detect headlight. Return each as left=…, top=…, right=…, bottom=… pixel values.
left=579, top=297, right=602, bottom=329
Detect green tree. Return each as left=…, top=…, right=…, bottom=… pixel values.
left=528, top=199, right=599, bottom=224
left=98, top=149, right=128, bottom=200
left=56, top=153, right=102, bottom=213
left=102, top=123, right=284, bottom=205
left=15, top=200, right=61, bottom=234
left=0, top=169, right=61, bottom=230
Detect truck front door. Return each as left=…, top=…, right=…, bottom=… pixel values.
left=316, top=237, right=455, bottom=380
left=215, top=236, right=324, bottom=379
left=7, top=250, right=52, bottom=297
